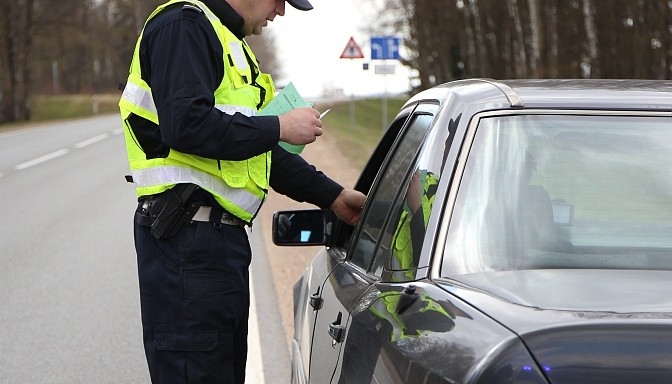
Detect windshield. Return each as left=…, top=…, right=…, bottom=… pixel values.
left=442, top=113, right=672, bottom=277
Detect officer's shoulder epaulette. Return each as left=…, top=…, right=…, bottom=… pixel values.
left=181, top=4, right=204, bottom=18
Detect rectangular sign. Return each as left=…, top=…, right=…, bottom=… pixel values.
left=370, top=36, right=400, bottom=60
left=374, top=64, right=396, bottom=75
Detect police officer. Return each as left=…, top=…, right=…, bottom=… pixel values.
left=119, top=0, right=366, bottom=383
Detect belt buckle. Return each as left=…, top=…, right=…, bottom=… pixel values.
left=221, top=211, right=246, bottom=227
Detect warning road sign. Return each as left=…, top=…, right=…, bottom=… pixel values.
left=340, top=37, right=364, bottom=59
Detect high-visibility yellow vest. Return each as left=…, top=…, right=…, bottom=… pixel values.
left=119, top=0, right=275, bottom=222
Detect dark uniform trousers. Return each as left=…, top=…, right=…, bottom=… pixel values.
left=134, top=204, right=251, bottom=384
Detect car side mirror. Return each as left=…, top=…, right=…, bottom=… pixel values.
left=272, top=209, right=335, bottom=246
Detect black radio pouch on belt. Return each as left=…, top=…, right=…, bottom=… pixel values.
left=149, top=183, right=201, bottom=239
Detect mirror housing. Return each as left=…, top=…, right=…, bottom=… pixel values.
left=272, top=209, right=335, bottom=246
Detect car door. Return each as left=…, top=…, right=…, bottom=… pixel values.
left=306, top=103, right=439, bottom=383
left=300, top=109, right=414, bottom=383
left=292, top=107, right=414, bottom=383
left=333, top=111, right=462, bottom=384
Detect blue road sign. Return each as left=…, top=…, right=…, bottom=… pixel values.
left=370, top=36, right=400, bottom=60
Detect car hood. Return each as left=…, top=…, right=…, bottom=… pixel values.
left=438, top=270, right=672, bottom=382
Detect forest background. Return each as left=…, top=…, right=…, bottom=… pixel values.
left=1, top=0, right=671, bottom=124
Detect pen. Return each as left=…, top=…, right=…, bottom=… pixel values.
left=319, top=109, right=331, bottom=119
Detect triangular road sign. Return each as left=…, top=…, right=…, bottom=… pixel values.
left=340, top=37, right=364, bottom=59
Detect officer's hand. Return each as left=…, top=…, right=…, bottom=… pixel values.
left=278, top=108, right=323, bottom=145
left=331, top=189, right=367, bottom=226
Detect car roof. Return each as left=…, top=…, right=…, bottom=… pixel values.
left=404, top=78, right=672, bottom=112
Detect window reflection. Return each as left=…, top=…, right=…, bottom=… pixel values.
left=350, top=114, right=434, bottom=271
left=370, top=116, right=456, bottom=280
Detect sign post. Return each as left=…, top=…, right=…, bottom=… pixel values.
left=340, top=37, right=365, bottom=131
left=370, top=36, right=401, bottom=132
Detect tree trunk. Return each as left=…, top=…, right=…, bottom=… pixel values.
left=3, top=0, right=19, bottom=121
left=527, top=0, right=541, bottom=77
left=507, top=0, right=526, bottom=78
left=581, top=0, right=599, bottom=78
left=20, top=0, right=34, bottom=120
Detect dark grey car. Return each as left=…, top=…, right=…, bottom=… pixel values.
left=273, top=79, right=672, bottom=383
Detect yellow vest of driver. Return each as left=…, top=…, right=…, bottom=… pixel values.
left=119, top=0, right=275, bottom=222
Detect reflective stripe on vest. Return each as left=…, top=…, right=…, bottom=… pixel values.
left=132, top=166, right=262, bottom=217
left=215, top=104, right=257, bottom=117
left=121, top=81, right=157, bottom=118
left=120, top=85, right=256, bottom=120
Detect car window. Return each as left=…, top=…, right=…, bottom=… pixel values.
left=349, top=113, right=435, bottom=271
left=369, top=116, right=454, bottom=280
left=442, top=113, right=672, bottom=277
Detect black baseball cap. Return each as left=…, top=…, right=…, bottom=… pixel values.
left=287, top=0, right=313, bottom=11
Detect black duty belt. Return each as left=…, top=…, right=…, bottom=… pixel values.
left=135, top=205, right=248, bottom=228
left=192, top=206, right=248, bottom=227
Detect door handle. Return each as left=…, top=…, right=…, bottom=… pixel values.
left=328, top=312, right=345, bottom=345
left=310, top=287, right=323, bottom=311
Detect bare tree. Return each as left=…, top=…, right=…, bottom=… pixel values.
left=507, top=0, right=526, bottom=78
left=543, top=1, right=560, bottom=78
left=527, top=0, right=541, bottom=77
left=246, top=32, right=282, bottom=81
left=0, top=0, right=35, bottom=122
left=3, top=0, right=672, bottom=124
left=581, top=0, right=599, bottom=78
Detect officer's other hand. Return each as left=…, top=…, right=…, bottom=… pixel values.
left=278, top=108, right=323, bottom=145
left=331, top=189, right=367, bottom=226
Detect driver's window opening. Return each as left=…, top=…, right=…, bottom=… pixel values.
left=371, top=122, right=451, bottom=281
left=349, top=113, right=435, bottom=273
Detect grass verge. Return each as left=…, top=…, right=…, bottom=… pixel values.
left=316, top=97, right=407, bottom=169
left=31, top=94, right=120, bottom=122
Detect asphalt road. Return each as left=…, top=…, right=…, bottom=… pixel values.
left=0, top=115, right=288, bottom=383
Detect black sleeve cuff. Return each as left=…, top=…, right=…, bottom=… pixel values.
left=270, top=146, right=344, bottom=209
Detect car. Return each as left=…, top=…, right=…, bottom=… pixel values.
left=272, top=79, right=672, bottom=384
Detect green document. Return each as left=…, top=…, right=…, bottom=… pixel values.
left=259, top=82, right=312, bottom=154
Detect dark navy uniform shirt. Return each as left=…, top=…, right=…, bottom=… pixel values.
left=128, top=0, right=342, bottom=209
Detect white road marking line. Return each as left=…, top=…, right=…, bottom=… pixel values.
left=112, top=128, right=123, bottom=135
left=12, top=131, right=113, bottom=172
left=14, top=149, right=69, bottom=170
left=246, top=273, right=265, bottom=384
left=0, top=172, right=3, bottom=178
left=75, top=133, right=109, bottom=149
